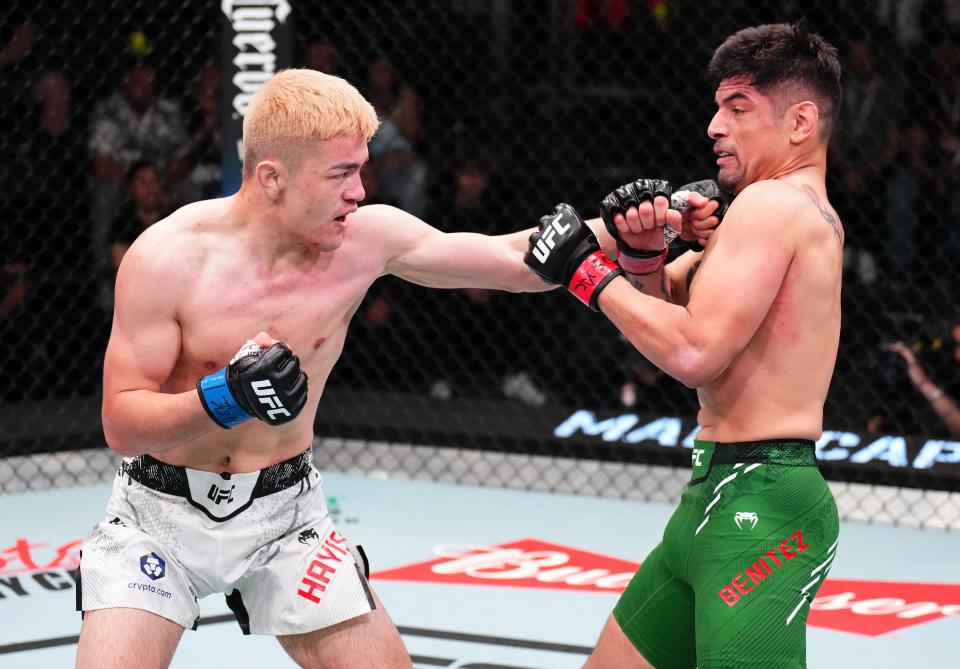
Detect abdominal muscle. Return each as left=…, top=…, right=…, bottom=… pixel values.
left=151, top=326, right=347, bottom=474
left=693, top=332, right=835, bottom=444
left=153, top=406, right=322, bottom=474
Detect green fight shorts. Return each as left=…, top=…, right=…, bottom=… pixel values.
left=613, top=438, right=840, bottom=669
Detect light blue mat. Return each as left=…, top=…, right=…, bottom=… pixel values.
left=0, top=472, right=957, bottom=668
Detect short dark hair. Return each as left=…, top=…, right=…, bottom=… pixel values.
left=708, top=22, right=842, bottom=136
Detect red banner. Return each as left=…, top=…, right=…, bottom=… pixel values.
left=373, top=538, right=960, bottom=637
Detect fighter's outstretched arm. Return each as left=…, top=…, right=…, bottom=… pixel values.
left=598, top=182, right=796, bottom=388
left=371, top=204, right=556, bottom=292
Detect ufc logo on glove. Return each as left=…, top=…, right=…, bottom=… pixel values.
left=197, top=340, right=308, bottom=429
left=524, top=203, right=623, bottom=311
left=251, top=379, right=291, bottom=421
left=530, top=212, right=572, bottom=262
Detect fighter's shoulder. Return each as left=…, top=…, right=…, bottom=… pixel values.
left=350, top=203, right=420, bottom=228
left=349, top=203, right=437, bottom=246
left=728, top=180, right=806, bottom=215
left=724, top=180, right=807, bottom=235
left=122, top=201, right=214, bottom=280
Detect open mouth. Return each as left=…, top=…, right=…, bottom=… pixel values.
left=334, top=215, right=346, bottom=223
left=716, top=151, right=734, bottom=167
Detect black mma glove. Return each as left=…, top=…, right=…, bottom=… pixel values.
left=669, top=179, right=729, bottom=252
left=197, top=341, right=308, bottom=429
left=524, top=203, right=623, bottom=310
left=599, top=178, right=672, bottom=275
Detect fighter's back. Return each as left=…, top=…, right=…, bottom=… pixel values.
left=693, top=176, right=844, bottom=442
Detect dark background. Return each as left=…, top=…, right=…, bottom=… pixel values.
left=2, top=0, right=960, bottom=490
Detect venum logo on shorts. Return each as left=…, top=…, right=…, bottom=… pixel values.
left=734, top=512, right=759, bottom=530
left=139, top=552, right=167, bottom=581
left=718, top=529, right=810, bottom=606
left=207, top=483, right=236, bottom=505
left=297, top=530, right=350, bottom=604
left=298, top=528, right=320, bottom=545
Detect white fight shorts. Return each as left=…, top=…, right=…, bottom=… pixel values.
left=77, top=449, right=375, bottom=635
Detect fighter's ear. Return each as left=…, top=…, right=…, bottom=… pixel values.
left=254, top=159, right=285, bottom=200
left=789, top=101, right=819, bottom=144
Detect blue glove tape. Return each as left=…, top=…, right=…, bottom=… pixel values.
left=197, top=368, right=252, bottom=429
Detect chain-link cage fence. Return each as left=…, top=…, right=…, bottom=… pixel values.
left=2, top=1, right=959, bottom=530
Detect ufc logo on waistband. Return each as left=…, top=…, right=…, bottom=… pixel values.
left=207, top=483, right=235, bottom=505
left=532, top=213, right=572, bottom=263
left=251, top=379, right=292, bottom=420
left=692, top=448, right=705, bottom=467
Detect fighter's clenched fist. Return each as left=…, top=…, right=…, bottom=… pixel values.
left=599, top=178, right=679, bottom=275
left=524, top=203, right=623, bottom=310
left=197, top=338, right=308, bottom=429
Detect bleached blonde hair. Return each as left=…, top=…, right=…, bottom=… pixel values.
left=242, top=69, right=380, bottom=176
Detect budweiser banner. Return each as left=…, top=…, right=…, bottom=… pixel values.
left=1, top=531, right=957, bottom=639
left=371, top=538, right=960, bottom=638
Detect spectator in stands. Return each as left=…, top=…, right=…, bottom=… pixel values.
left=0, top=21, right=41, bottom=132
left=0, top=20, right=102, bottom=400
left=333, top=276, right=432, bottom=394
left=359, top=157, right=394, bottom=207
left=2, top=19, right=88, bottom=275
left=108, top=162, right=173, bottom=274
left=366, top=56, right=420, bottom=144
left=921, top=31, right=960, bottom=266
left=831, top=28, right=903, bottom=285
left=880, top=119, right=934, bottom=279
left=0, top=260, right=31, bottom=328
left=331, top=154, right=426, bottom=394
left=88, top=59, right=189, bottom=303
left=886, top=326, right=960, bottom=437
left=300, top=38, right=340, bottom=75
left=421, top=153, right=549, bottom=405
left=0, top=259, right=36, bottom=401
left=175, top=63, right=222, bottom=204
left=890, top=28, right=960, bottom=278
left=365, top=56, right=428, bottom=217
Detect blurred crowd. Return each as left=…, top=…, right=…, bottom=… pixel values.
left=1, top=0, right=958, bottom=439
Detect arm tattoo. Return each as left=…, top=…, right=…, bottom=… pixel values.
left=801, top=185, right=843, bottom=243
left=625, top=272, right=673, bottom=303
left=625, top=273, right=647, bottom=294
left=685, top=260, right=701, bottom=292
left=660, top=272, right=672, bottom=303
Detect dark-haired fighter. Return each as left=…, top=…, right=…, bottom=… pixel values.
left=524, top=23, right=844, bottom=669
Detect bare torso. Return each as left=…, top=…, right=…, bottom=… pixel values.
left=105, top=194, right=540, bottom=473
left=692, top=176, right=843, bottom=442
left=143, top=201, right=393, bottom=472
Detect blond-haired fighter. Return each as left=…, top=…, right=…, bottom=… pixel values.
left=76, top=69, right=554, bottom=669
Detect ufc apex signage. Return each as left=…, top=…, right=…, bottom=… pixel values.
left=554, top=410, right=960, bottom=474
left=219, top=0, right=292, bottom=195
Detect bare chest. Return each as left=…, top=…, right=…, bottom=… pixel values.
left=173, top=260, right=376, bottom=384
